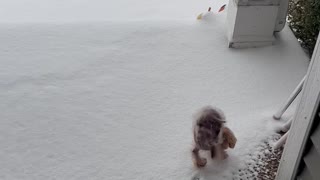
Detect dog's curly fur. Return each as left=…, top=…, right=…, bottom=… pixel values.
left=192, top=106, right=237, bottom=168
left=222, top=126, right=237, bottom=149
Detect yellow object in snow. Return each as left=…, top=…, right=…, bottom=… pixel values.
left=197, top=13, right=203, bottom=20
left=197, top=7, right=211, bottom=20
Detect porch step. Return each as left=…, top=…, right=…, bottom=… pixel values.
left=297, top=166, right=313, bottom=180
left=303, top=146, right=320, bottom=179
left=310, top=112, right=320, bottom=153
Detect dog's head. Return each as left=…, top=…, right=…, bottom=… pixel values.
left=193, top=106, right=226, bottom=150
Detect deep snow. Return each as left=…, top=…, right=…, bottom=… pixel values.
left=0, top=1, right=310, bottom=180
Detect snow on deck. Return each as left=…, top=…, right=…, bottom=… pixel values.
left=0, top=1, right=309, bottom=180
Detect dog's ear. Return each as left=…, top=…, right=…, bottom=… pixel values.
left=222, top=127, right=237, bottom=149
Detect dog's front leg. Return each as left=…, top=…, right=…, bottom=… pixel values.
left=192, top=147, right=207, bottom=167
left=215, top=144, right=228, bottom=160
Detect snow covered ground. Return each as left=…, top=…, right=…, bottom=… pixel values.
left=1, top=0, right=223, bottom=23
left=0, top=1, right=310, bottom=180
